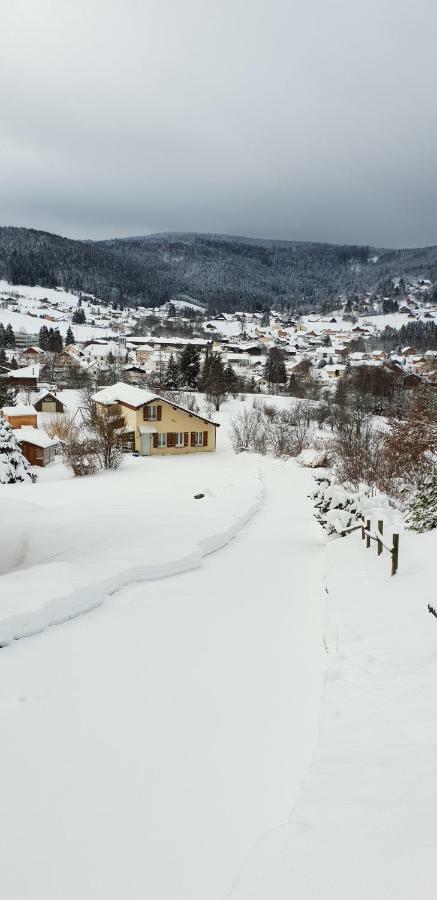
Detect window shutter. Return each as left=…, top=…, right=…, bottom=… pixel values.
left=153, top=433, right=158, bottom=449
left=143, top=406, right=148, bottom=421
left=157, top=405, right=162, bottom=421
left=184, top=432, right=188, bottom=447
left=167, top=432, right=173, bottom=447
left=203, top=430, right=208, bottom=447
left=191, top=432, right=195, bottom=447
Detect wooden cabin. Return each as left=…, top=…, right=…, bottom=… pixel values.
left=2, top=405, right=38, bottom=429
left=15, top=427, right=58, bottom=467
left=33, top=390, right=66, bottom=413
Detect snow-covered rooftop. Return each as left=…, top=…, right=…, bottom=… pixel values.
left=15, top=426, right=57, bottom=448
left=2, top=405, right=36, bottom=416
left=92, top=382, right=156, bottom=408
left=4, top=364, right=42, bottom=379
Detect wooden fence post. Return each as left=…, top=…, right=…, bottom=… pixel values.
left=391, top=534, right=399, bottom=576
left=377, top=520, right=383, bottom=556
left=366, top=519, right=371, bottom=548
left=361, top=522, right=365, bottom=540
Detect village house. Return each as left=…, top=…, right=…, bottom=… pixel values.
left=32, top=390, right=66, bottom=413
left=1, top=405, right=37, bottom=429
left=324, top=364, right=347, bottom=380
left=1, top=406, right=58, bottom=467
left=15, top=427, right=58, bottom=467
left=2, top=364, right=41, bottom=389
left=19, top=346, right=46, bottom=364
left=92, top=382, right=219, bottom=456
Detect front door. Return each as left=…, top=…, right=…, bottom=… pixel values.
left=141, top=433, right=151, bottom=456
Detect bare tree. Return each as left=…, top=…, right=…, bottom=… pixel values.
left=81, top=387, right=126, bottom=470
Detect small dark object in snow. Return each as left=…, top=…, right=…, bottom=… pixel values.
left=428, top=604, right=437, bottom=620
left=194, top=493, right=205, bottom=499
left=132, top=451, right=140, bottom=457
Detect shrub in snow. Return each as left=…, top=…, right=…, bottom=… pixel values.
left=405, top=474, right=437, bottom=533
left=311, top=477, right=364, bottom=535
left=230, top=403, right=315, bottom=458
left=298, top=447, right=331, bottom=468
left=63, top=436, right=98, bottom=477
left=0, top=416, right=36, bottom=484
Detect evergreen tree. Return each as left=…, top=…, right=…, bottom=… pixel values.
left=5, top=324, right=15, bottom=348
left=73, top=307, right=86, bottom=324
left=0, top=417, right=36, bottom=484
left=0, top=323, right=5, bottom=348
left=224, top=362, right=239, bottom=395
left=179, top=344, right=200, bottom=388
left=39, top=325, right=49, bottom=350
left=201, top=352, right=227, bottom=409
left=164, top=353, right=180, bottom=389
left=265, top=347, right=287, bottom=388
left=0, top=376, right=15, bottom=408
left=48, top=328, right=63, bottom=353
left=65, top=326, right=75, bottom=345
left=406, top=475, right=437, bottom=532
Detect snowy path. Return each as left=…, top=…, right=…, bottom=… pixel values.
left=0, top=460, right=326, bottom=900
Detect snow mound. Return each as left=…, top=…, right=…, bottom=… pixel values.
left=0, top=463, right=263, bottom=645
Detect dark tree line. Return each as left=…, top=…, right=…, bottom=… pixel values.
left=2, top=225, right=437, bottom=313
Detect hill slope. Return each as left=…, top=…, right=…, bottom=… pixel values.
left=1, top=226, right=437, bottom=311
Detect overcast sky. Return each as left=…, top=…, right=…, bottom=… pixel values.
left=1, top=0, right=437, bottom=247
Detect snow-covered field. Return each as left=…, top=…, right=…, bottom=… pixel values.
left=231, top=525, right=437, bottom=899
left=0, top=280, right=115, bottom=340
left=0, top=395, right=436, bottom=899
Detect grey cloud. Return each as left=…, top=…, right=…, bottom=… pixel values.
left=1, top=0, right=437, bottom=246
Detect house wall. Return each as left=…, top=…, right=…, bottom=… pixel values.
left=147, top=402, right=216, bottom=455
left=7, top=378, right=38, bottom=389
left=97, top=399, right=217, bottom=455
left=19, top=440, right=55, bottom=467
left=34, top=396, right=64, bottom=413
left=5, top=413, right=38, bottom=429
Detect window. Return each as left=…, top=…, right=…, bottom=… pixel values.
left=175, top=432, right=184, bottom=447
left=194, top=431, right=203, bottom=446
left=146, top=405, right=157, bottom=420
left=157, top=433, right=166, bottom=448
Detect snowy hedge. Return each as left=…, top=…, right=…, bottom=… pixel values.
left=406, top=474, right=437, bottom=533
left=311, top=477, right=364, bottom=535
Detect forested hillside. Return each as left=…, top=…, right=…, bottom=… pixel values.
left=1, top=226, right=437, bottom=311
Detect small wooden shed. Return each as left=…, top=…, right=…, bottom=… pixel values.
left=33, top=390, right=66, bottom=414
left=15, top=427, right=58, bottom=467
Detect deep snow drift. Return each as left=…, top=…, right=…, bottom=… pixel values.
left=230, top=520, right=437, bottom=900
left=0, top=457, right=326, bottom=900
left=0, top=395, right=436, bottom=900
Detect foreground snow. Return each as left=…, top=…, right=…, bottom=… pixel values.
left=1, top=393, right=436, bottom=898
left=0, top=459, right=326, bottom=900
left=230, top=524, right=437, bottom=899
left=0, top=453, right=262, bottom=644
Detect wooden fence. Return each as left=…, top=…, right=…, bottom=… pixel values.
left=342, top=518, right=399, bottom=576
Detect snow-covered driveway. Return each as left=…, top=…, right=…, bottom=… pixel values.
left=0, top=460, right=326, bottom=900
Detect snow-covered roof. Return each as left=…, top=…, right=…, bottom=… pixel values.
left=15, top=426, right=57, bottom=448
left=138, top=424, right=158, bottom=434
left=93, top=382, right=220, bottom=426
left=92, top=382, right=157, bottom=408
left=4, top=364, right=41, bottom=379
left=2, top=405, right=36, bottom=416
left=32, top=388, right=60, bottom=404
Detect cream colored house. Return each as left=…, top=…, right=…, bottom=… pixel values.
left=92, top=382, right=219, bottom=456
